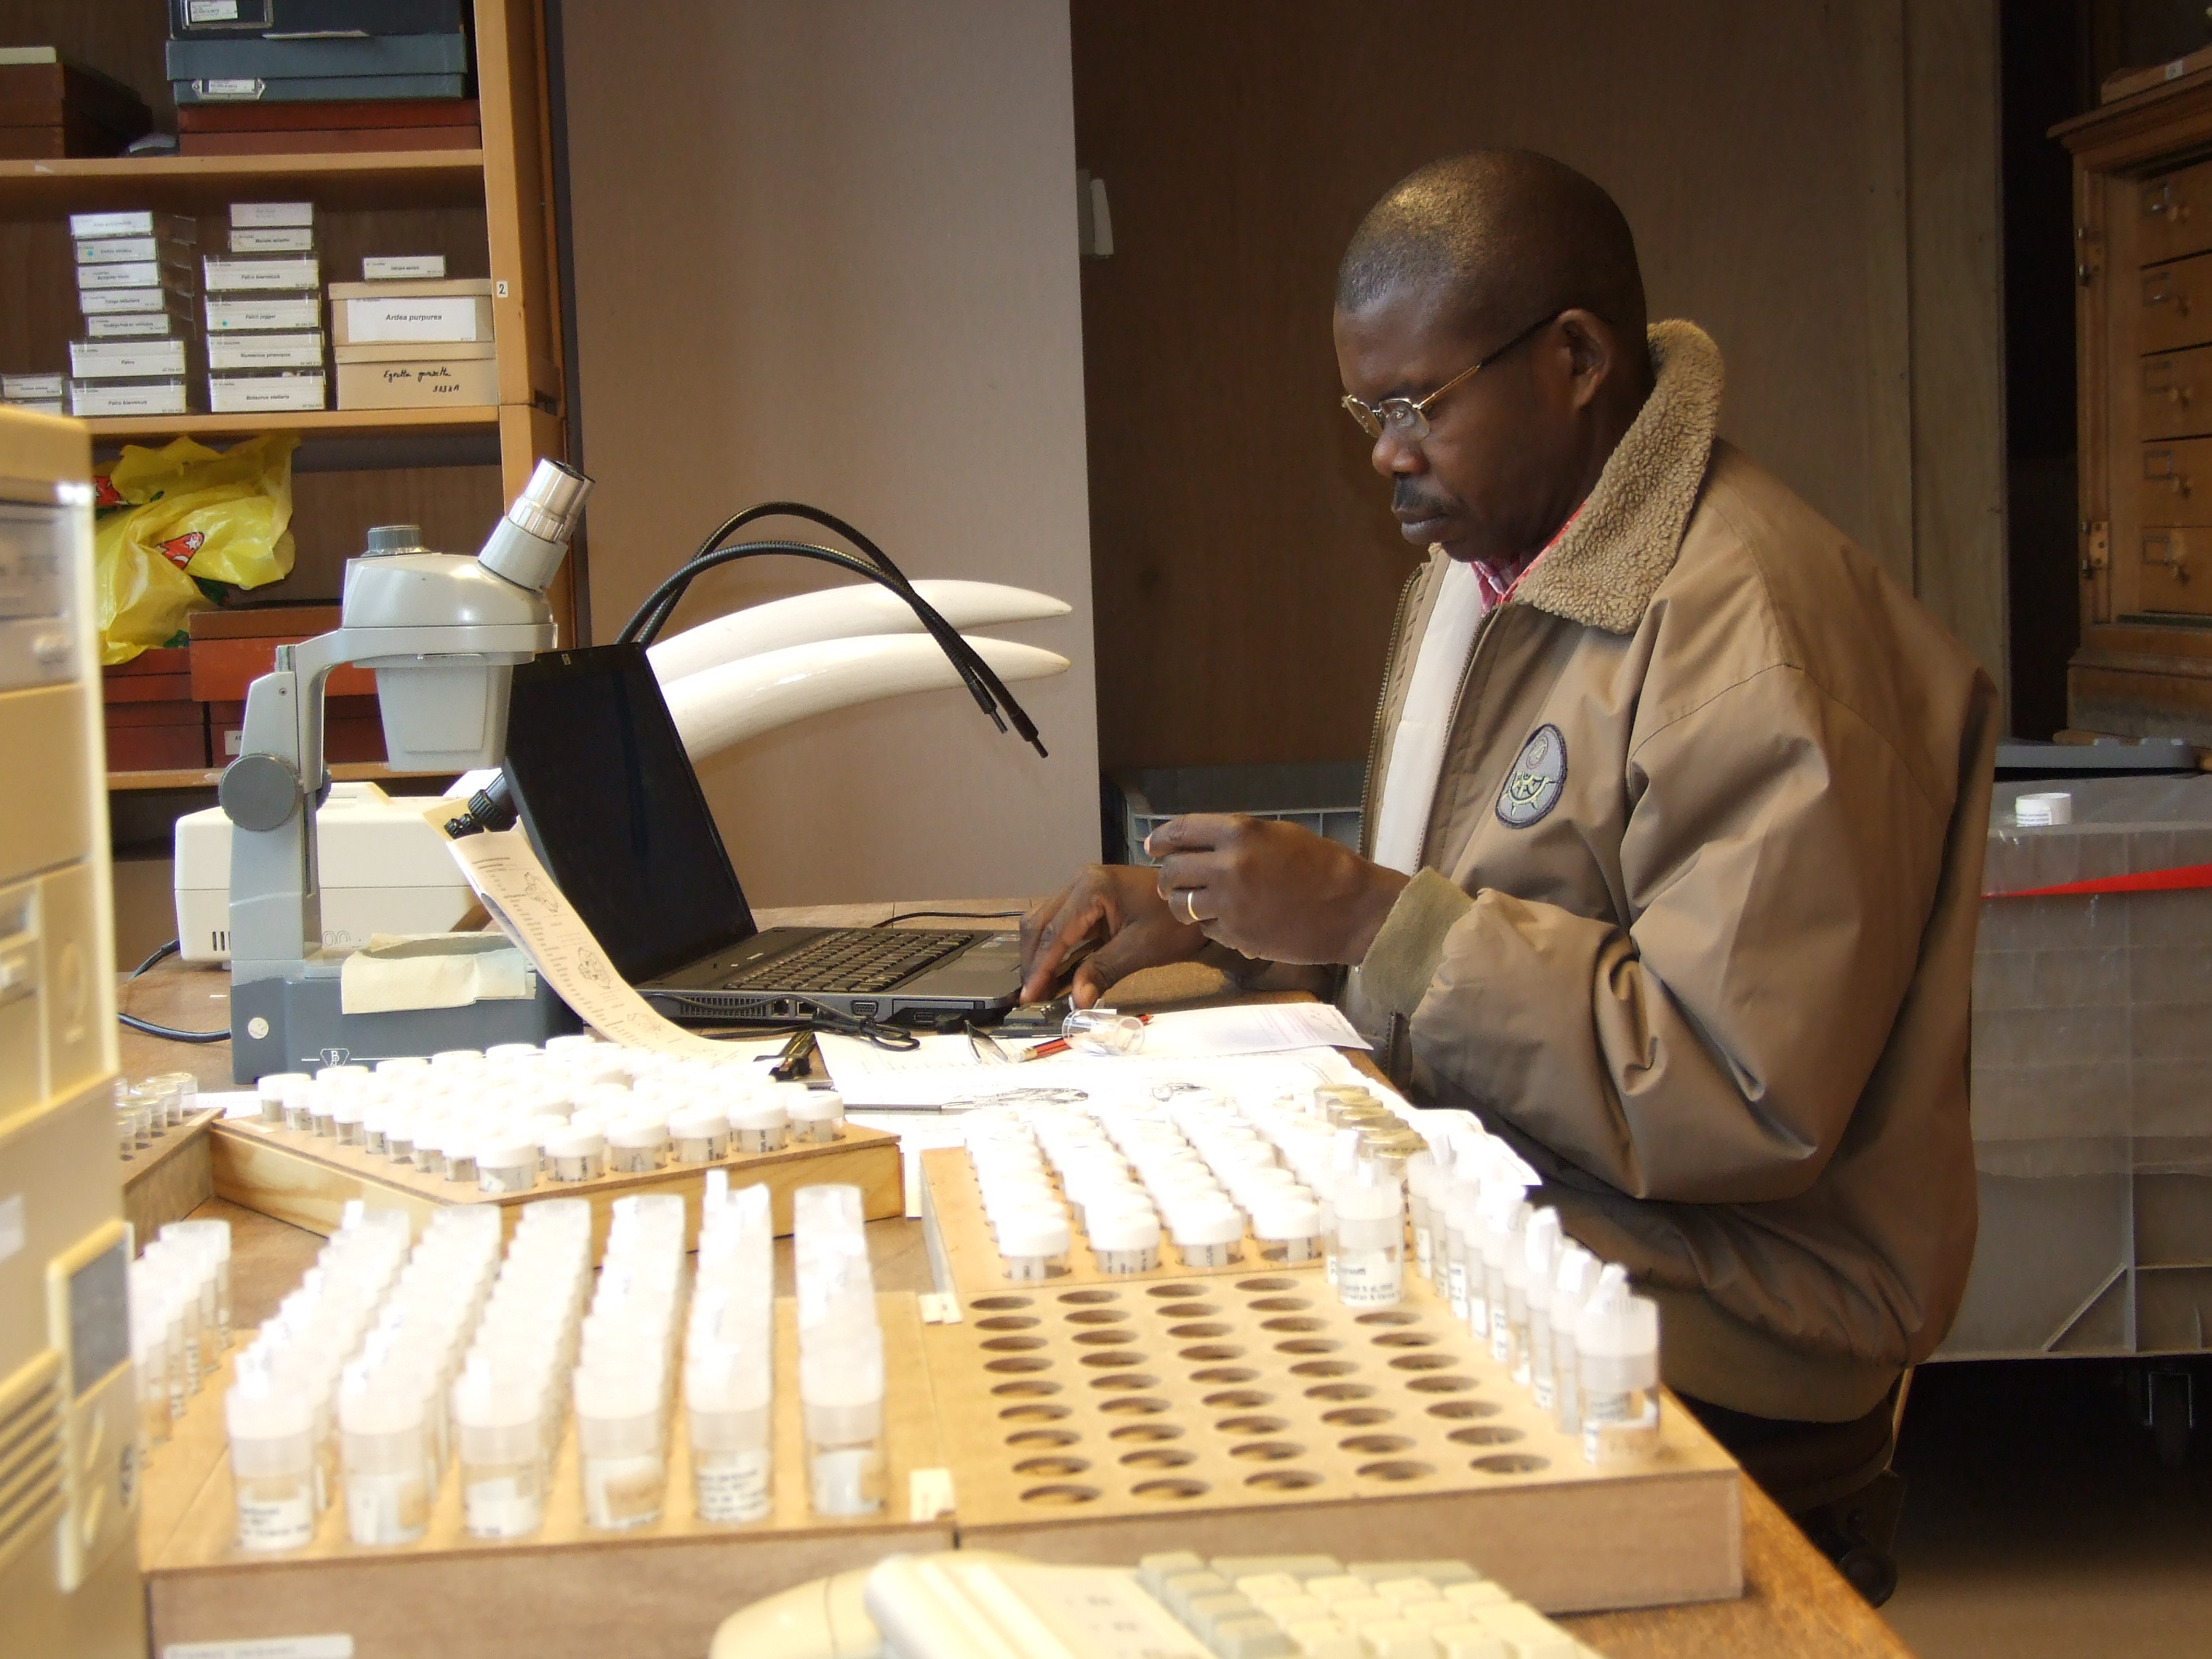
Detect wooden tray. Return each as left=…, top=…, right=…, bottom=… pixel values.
left=121, top=1105, right=222, bottom=1244
left=920, top=1144, right=1284, bottom=1291
left=142, top=1295, right=951, bottom=1659
left=213, top=1117, right=903, bottom=1252
left=922, top=1265, right=1743, bottom=1616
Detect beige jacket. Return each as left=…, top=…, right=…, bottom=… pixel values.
left=1343, top=321, right=1998, bottom=1421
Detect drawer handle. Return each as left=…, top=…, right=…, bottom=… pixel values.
left=2145, top=271, right=2186, bottom=311
left=2145, top=532, right=2191, bottom=579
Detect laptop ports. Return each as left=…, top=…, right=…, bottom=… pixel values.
left=851, top=1000, right=879, bottom=1017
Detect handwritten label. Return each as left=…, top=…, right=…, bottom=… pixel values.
left=166, top=1639, right=350, bottom=1659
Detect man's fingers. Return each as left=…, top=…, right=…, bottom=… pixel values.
left=1018, top=890, right=1110, bottom=1003
left=1067, top=923, right=1160, bottom=1009
left=1143, top=812, right=1244, bottom=860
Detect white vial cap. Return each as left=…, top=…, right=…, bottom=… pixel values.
left=728, top=1098, right=789, bottom=1132
left=789, top=1089, right=843, bottom=1124
left=668, top=1105, right=727, bottom=1140
left=605, top=1118, right=668, bottom=1149
left=545, top=1127, right=605, bottom=1159
left=1166, top=1202, right=1244, bottom=1247
left=2014, top=791, right=2073, bottom=826
left=997, top=1212, right=1071, bottom=1257
left=1086, top=1208, right=1160, bottom=1252
left=1250, top=1195, right=1323, bottom=1241
left=477, top=1136, right=537, bottom=1171
left=257, top=1070, right=311, bottom=1101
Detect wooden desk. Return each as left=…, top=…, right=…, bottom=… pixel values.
left=126, top=900, right=1913, bottom=1657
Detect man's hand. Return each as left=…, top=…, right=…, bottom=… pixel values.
left=1019, top=864, right=1208, bottom=1007
left=1146, top=813, right=1410, bottom=966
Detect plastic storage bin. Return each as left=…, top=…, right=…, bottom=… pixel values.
left=1107, top=762, right=1365, bottom=867
left=1939, top=773, right=2212, bottom=1360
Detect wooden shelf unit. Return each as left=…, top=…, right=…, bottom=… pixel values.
left=104, top=760, right=458, bottom=794
left=0, top=0, right=576, bottom=789
left=2056, top=71, right=2212, bottom=742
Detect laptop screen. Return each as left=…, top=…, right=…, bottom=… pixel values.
left=499, top=644, right=757, bottom=983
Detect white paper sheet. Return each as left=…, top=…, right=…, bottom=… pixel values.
left=818, top=1041, right=1388, bottom=1112
left=446, top=830, right=740, bottom=1061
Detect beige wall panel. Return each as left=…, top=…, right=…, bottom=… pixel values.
left=562, top=0, right=1100, bottom=906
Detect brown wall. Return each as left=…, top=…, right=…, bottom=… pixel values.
left=1073, top=2, right=2007, bottom=772
left=560, top=0, right=1101, bottom=907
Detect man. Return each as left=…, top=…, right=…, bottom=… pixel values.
left=1021, top=151, right=1997, bottom=1437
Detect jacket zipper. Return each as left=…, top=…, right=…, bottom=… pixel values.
left=1357, top=565, right=1424, bottom=862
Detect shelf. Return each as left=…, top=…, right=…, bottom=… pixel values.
left=0, top=151, right=487, bottom=217
left=85, top=406, right=503, bottom=445
left=106, top=761, right=461, bottom=794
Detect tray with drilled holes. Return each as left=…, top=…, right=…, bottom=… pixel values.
left=920, top=1265, right=1743, bottom=1616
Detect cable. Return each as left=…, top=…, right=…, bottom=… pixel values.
left=651, top=997, right=922, bottom=1052
left=118, top=940, right=230, bottom=1042
left=621, top=504, right=1048, bottom=757
left=871, top=909, right=1024, bottom=927
left=130, top=939, right=182, bottom=978
left=120, top=1011, right=229, bottom=1045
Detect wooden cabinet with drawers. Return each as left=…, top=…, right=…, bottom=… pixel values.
left=2057, top=79, right=2212, bottom=736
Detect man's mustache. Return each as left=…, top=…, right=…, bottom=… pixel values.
left=1392, top=482, right=1456, bottom=518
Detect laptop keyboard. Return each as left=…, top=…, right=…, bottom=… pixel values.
left=722, top=929, right=976, bottom=995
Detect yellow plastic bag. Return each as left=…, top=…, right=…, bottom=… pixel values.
left=93, top=432, right=300, bottom=665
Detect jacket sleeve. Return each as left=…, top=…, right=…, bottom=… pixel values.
left=1359, top=665, right=1949, bottom=1205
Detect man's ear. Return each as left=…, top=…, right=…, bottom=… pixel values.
left=1559, top=309, right=1614, bottom=412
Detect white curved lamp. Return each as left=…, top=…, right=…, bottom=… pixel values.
left=646, top=579, right=1070, bottom=684
left=662, top=633, right=1069, bottom=761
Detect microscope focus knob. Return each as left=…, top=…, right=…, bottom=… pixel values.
left=219, top=753, right=302, bottom=832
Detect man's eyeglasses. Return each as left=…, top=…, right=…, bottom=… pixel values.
left=1340, top=308, right=1567, bottom=443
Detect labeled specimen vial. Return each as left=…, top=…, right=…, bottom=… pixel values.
left=995, top=1212, right=1070, bottom=1282
left=1253, top=1195, right=1324, bottom=1264
left=1577, top=1273, right=1661, bottom=1466
left=1333, top=1161, right=1405, bottom=1309
left=453, top=1366, right=545, bottom=1539
left=1168, top=1202, right=1244, bottom=1269
left=788, top=1088, right=845, bottom=1145
left=728, top=1099, right=788, bottom=1156
left=576, top=1365, right=666, bottom=1530
left=257, top=1071, right=308, bottom=1127
left=225, top=1364, right=315, bottom=1552
left=669, top=1106, right=730, bottom=1166
left=606, top=1119, right=668, bottom=1175
left=547, top=1128, right=606, bottom=1184
left=1088, top=1207, right=1162, bottom=1275
left=477, top=1138, right=538, bottom=1196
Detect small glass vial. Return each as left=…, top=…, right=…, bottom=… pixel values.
left=339, top=1369, right=430, bottom=1545
left=1577, top=1269, right=1661, bottom=1466
left=360, top=1104, right=389, bottom=1157
left=606, top=1118, right=668, bottom=1174
left=150, top=1069, right=198, bottom=1127
left=669, top=1105, right=730, bottom=1165
left=225, top=1359, right=316, bottom=1552
left=547, top=1127, right=606, bottom=1184
left=575, top=1364, right=666, bottom=1530
left=1253, top=1195, right=1324, bottom=1264
left=477, top=1137, right=538, bottom=1196
left=330, top=1096, right=366, bottom=1148
left=1088, top=1207, right=1161, bottom=1275
left=440, top=1132, right=478, bottom=1185
left=727, top=1099, right=788, bottom=1156
left=687, top=1348, right=773, bottom=1523
left=1168, top=1202, right=1243, bottom=1269
left=1333, top=1159, right=1404, bottom=1309
left=383, top=1111, right=416, bottom=1167
left=281, top=1081, right=316, bottom=1135
left=1550, top=1247, right=1600, bottom=1435
left=452, top=1362, right=544, bottom=1539
left=996, top=1212, right=1070, bottom=1281
left=162, top=1219, right=234, bottom=1347
left=307, top=1089, right=338, bottom=1139
left=802, top=1344, right=885, bottom=1518
left=1483, top=1197, right=1529, bottom=1365
left=1515, top=1209, right=1561, bottom=1393
left=788, top=1088, right=845, bottom=1145
left=258, top=1071, right=308, bottom=1127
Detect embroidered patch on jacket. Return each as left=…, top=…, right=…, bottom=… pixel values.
left=1496, top=724, right=1567, bottom=827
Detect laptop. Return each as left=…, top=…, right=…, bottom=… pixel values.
left=498, top=643, right=1027, bottom=1026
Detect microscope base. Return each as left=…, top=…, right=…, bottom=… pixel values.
left=230, top=969, right=581, bottom=1082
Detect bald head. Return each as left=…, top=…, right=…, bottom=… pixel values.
left=1337, top=151, right=1647, bottom=351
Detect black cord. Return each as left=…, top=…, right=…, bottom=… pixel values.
left=120, top=941, right=230, bottom=1042
left=131, top=939, right=181, bottom=978
left=120, top=1012, right=229, bottom=1045
left=656, top=1000, right=922, bottom=1052
left=871, top=909, right=1024, bottom=927
left=620, top=506, right=1048, bottom=756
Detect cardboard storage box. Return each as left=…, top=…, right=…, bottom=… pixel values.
left=329, top=277, right=493, bottom=346
left=104, top=651, right=209, bottom=770
left=0, top=55, right=152, bottom=158
left=334, top=339, right=494, bottom=409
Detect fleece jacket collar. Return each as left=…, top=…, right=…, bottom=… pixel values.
left=1513, top=319, right=1724, bottom=635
